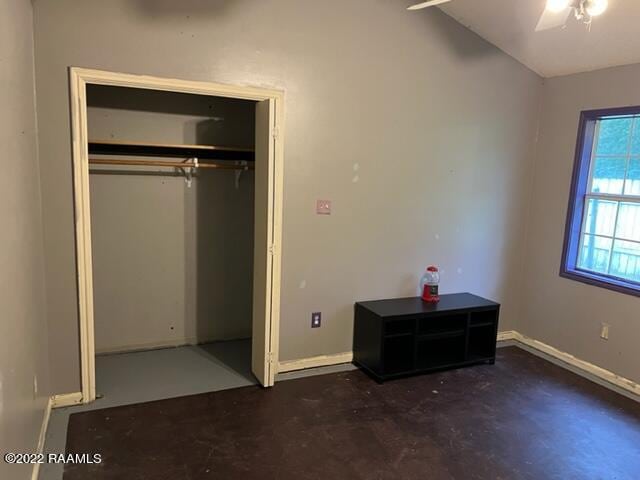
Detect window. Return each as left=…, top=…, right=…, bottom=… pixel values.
left=561, top=106, right=640, bottom=296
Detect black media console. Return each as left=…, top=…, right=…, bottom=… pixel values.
left=353, top=293, right=500, bottom=382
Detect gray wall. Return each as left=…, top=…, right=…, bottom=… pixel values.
left=87, top=86, right=255, bottom=353
left=0, top=0, right=50, bottom=478
left=521, top=63, right=640, bottom=384
left=33, top=0, right=542, bottom=394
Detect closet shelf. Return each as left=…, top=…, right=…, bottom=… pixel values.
left=88, top=140, right=255, bottom=162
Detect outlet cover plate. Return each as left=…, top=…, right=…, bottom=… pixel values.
left=316, top=200, right=331, bottom=215
left=312, top=312, right=322, bottom=328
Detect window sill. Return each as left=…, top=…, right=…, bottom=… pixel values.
left=560, top=267, right=640, bottom=298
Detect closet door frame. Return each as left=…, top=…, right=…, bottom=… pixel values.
left=69, top=67, right=285, bottom=403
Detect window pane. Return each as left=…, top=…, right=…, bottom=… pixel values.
left=578, top=235, right=612, bottom=274
left=631, top=119, right=640, bottom=155
left=609, top=239, right=640, bottom=282
left=595, top=117, right=632, bottom=155
left=615, top=202, right=640, bottom=242
left=591, top=156, right=626, bottom=194
left=584, top=199, right=617, bottom=237
left=625, top=158, right=640, bottom=195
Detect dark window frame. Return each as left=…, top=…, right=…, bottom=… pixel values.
left=560, top=105, right=640, bottom=297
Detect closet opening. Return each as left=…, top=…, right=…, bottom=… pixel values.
left=70, top=68, right=284, bottom=404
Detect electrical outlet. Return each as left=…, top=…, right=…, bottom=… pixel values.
left=600, top=322, right=610, bottom=340
left=311, top=312, right=322, bottom=328
left=316, top=200, right=331, bottom=215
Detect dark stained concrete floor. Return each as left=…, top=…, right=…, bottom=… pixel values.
left=64, top=347, right=640, bottom=480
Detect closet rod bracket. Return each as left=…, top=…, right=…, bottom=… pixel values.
left=182, top=157, right=198, bottom=188
left=234, top=161, right=249, bottom=189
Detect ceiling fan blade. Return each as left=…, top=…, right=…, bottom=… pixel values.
left=407, top=0, right=453, bottom=10
left=535, top=6, right=572, bottom=31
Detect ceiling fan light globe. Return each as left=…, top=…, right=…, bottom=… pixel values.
left=546, top=0, right=571, bottom=12
left=586, top=0, right=608, bottom=16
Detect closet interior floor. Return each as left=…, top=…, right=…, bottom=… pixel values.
left=95, top=340, right=256, bottom=406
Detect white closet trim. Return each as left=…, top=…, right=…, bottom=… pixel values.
left=69, top=67, right=285, bottom=402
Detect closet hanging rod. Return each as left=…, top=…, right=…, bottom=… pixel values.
left=89, top=158, right=254, bottom=171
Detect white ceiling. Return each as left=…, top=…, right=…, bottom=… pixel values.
left=437, top=0, right=640, bottom=78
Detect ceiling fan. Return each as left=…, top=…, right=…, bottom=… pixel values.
left=407, top=0, right=610, bottom=31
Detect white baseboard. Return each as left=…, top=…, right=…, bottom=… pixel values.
left=277, top=332, right=520, bottom=374
left=31, top=390, right=83, bottom=480
left=96, top=335, right=250, bottom=355
left=31, top=397, right=52, bottom=480
left=509, top=331, right=640, bottom=400
left=497, top=330, right=517, bottom=342
left=51, top=392, right=83, bottom=408
left=278, top=351, right=353, bottom=373
left=277, top=331, right=639, bottom=401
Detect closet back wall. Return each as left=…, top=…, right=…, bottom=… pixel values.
left=33, top=0, right=542, bottom=394
left=87, top=86, right=255, bottom=353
